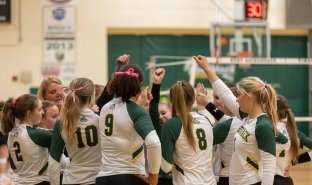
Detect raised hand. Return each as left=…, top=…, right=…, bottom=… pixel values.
left=193, top=54, right=219, bottom=83
left=136, top=86, right=153, bottom=108
left=195, top=83, right=209, bottom=107
left=152, top=68, right=166, bottom=84
left=193, top=55, right=209, bottom=70
left=196, top=83, right=207, bottom=96
left=115, top=54, right=130, bottom=72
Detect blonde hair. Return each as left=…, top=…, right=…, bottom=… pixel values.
left=277, top=94, right=299, bottom=164
left=169, top=81, right=196, bottom=149
left=61, top=78, right=94, bottom=145
left=38, top=76, right=62, bottom=100
left=237, top=76, right=278, bottom=131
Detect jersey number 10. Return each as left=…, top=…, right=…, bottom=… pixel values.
left=76, top=125, right=98, bottom=148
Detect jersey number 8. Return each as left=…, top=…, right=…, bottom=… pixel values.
left=196, top=128, right=207, bottom=150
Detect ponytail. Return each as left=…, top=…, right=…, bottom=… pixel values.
left=170, top=81, right=195, bottom=150
left=1, top=94, right=39, bottom=134
left=277, top=94, right=299, bottom=163
left=61, top=78, right=94, bottom=145
left=261, top=84, right=279, bottom=132
left=237, top=77, right=278, bottom=132
left=286, top=109, right=299, bottom=163
left=1, top=98, right=16, bottom=134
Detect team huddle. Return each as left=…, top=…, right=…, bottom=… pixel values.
left=0, top=54, right=312, bottom=185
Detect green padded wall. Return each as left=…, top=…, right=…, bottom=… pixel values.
left=108, top=35, right=309, bottom=135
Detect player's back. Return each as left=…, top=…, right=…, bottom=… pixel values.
left=98, top=98, right=148, bottom=176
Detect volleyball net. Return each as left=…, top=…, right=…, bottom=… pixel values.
left=146, top=55, right=312, bottom=124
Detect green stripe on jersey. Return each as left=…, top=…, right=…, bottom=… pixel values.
left=161, top=117, right=182, bottom=165
left=38, top=161, right=48, bottom=175
left=174, top=163, right=184, bottom=176
left=49, top=122, right=65, bottom=162
left=239, top=109, right=248, bottom=119
left=255, top=115, right=276, bottom=156
left=275, top=132, right=288, bottom=144
left=279, top=150, right=285, bottom=157
left=27, top=126, right=52, bottom=148
left=246, top=156, right=259, bottom=170
left=132, top=145, right=144, bottom=160
left=126, top=100, right=155, bottom=140
left=213, top=118, right=233, bottom=145
left=9, top=155, right=16, bottom=170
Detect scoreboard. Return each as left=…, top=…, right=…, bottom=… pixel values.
left=245, top=0, right=267, bottom=21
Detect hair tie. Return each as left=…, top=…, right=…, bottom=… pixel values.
left=261, top=82, right=271, bottom=91
left=11, top=98, right=16, bottom=108
left=65, top=85, right=88, bottom=103
left=114, top=68, right=139, bottom=77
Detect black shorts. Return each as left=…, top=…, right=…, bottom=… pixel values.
left=217, top=177, right=229, bottom=185
left=96, top=174, right=147, bottom=185
left=158, top=177, right=173, bottom=185
left=35, top=181, right=50, bottom=185
left=273, top=175, right=294, bottom=185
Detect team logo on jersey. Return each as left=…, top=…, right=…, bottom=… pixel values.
left=193, top=118, right=200, bottom=124
left=109, top=104, right=115, bottom=110
left=237, top=125, right=250, bottom=142
left=80, top=116, right=87, bottom=122
left=11, top=128, right=19, bottom=137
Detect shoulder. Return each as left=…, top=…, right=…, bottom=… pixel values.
left=161, top=116, right=182, bottom=139
left=126, top=100, right=150, bottom=120
left=162, top=117, right=182, bottom=133
left=256, top=115, right=273, bottom=129
left=27, top=125, right=52, bottom=136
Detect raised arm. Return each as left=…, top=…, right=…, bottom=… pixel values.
left=49, top=121, right=65, bottom=185
left=97, top=54, right=130, bottom=110
left=195, top=83, right=226, bottom=122
left=193, top=55, right=242, bottom=119
left=149, top=68, right=166, bottom=136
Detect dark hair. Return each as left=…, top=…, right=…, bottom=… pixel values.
left=277, top=94, right=299, bottom=163
left=1, top=94, right=39, bottom=134
left=225, top=81, right=236, bottom=88
left=107, top=64, right=144, bottom=101
left=170, top=81, right=196, bottom=150
left=62, top=77, right=94, bottom=145
left=42, top=100, right=57, bottom=118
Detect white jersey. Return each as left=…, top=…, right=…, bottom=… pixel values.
left=276, top=122, right=312, bottom=177
left=275, top=122, right=291, bottom=177
left=213, top=117, right=243, bottom=177
left=161, top=112, right=216, bottom=185
left=8, top=124, right=51, bottom=185
left=212, top=79, right=277, bottom=185
left=97, top=98, right=157, bottom=177
left=49, top=108, right=101, bottom=184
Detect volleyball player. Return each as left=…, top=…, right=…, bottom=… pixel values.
left=96, top=64, right=161, bottom=185
left=1, top=94, right=51, bottom=185
left=49, top=78, right=101, bottom=185
left=194, top=55, right=279, bottom=185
